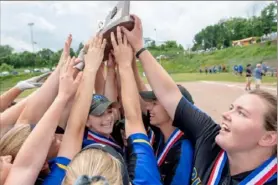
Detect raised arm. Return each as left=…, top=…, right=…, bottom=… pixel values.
left=57, top=34, right=106, bottom=160
left=16, top=35, right=72, bottom=125
left=111, top=27, right=146, bottom=137
left=104, top=53, right=117, bottom=102
left=122, top=15, right=217, bottom=141
left=95, top=63, right=106, bottom=95
left=112, top=27, right=162, bottom=185
left=4, top=57, right=82, bottom=185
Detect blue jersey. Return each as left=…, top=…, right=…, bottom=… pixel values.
left=127, top=133, right=162, bottom=185
left=43, top=157, right=71, bottom=185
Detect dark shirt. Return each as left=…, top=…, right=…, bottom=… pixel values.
left=246, top=68, right=252, bottom=77
left=173, top=97, right=277, bottom=185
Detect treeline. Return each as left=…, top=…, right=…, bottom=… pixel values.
left=0, top=43, right=85, bottom=70
left=192, top=2, right=277, bottom=51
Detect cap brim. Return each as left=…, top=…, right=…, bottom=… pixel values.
left=90, top=101, right=119, bottom=116
left=139, top=91, right=157, bottom=100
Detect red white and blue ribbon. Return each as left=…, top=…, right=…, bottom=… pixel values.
left=156, top=129, right=183, bottom=166
left=87, top=130, right=121, bottom=149
left=148, top=129, right=155, bottom=146
left=208, top=150, right=277, bottom=185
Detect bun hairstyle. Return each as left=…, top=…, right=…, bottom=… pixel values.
left=63, top=144, right=129, bottom=185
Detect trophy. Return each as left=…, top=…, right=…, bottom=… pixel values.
left=98, top=1, right=135, bottom=61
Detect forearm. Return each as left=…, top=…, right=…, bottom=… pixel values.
left=95, top=65, right=105, bottom=94
left=5, top=96, right=68, bottom=185
left=139, top=50, right=182, bottom=119
left=58, top=70, right=96, bottom=159
left=17, top=69, right=60, bottom=124
left=0, top=87, right=22, bottom=112
left=132, top=60, right=148, bottom=92
left=119, top=65, right=146, bottom=137
left=104, top=69, right=117, bottom=101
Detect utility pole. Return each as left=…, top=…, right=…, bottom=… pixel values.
left=28, top=22, right=35, bottom=53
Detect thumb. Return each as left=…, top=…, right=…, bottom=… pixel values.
left=121, top=26, right=130, bottom=36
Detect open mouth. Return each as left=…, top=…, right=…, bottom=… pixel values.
left=221, top=124, right=231, bottom=132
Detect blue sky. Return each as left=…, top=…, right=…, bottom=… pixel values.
left=0, top=1, right=271, bottom=52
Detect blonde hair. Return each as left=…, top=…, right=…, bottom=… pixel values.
left=249, top=89, right=277, bottom=154
left=0, top=124, right=31, bottom=161
left=63, top=148, right=123, bottom=185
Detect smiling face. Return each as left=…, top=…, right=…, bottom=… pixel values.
left=216, top=93, right=277, bottom=153
left=87, top=108, right=115, bottom=136
left=145, top=100, right=171, bottom=126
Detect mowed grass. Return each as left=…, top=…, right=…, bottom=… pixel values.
left=142, top=72, right=277, bottom=84
left=1, top=72, right=276, bottom=99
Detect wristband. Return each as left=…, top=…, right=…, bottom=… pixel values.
left=136, top=48, right=146, bottom=58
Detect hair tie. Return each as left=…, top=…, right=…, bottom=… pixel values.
left=74, top=175, right=109, bottom=185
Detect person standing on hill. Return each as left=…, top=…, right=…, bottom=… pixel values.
left=254, top=63, right=263, bottom=89
left=245, top=64, right=252, bottom=91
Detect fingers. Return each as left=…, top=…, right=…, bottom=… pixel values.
left=97, top=34, right=103, bottom=47
left=121, top=26, right=129, bottom=35
left=130, top=14, right=142, bottom=29
left=68, top=57, right=76, bottom=75
left=123, top=34, right=127, bottom=46
left=116, top=26, right=123, bottom=45
left=74, top=72, right=83, bottom=84
left=110, top=32, right=117, bottom=50
left=101, top=38, right=107, bottom=50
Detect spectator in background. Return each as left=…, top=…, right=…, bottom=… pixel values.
left=238, top=64, right=243, bottom=76
left=205, top=67, right=208, bottom=74
left=245, top=64, right=252, bottom=91
left=262, top=62, right=268, bottom=76
left=233, top=65, right=238, bottom=75
left=254, top=63, right=263, bottom=89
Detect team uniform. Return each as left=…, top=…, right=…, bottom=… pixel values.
left=83, top=127, right=123, bottom=155
left=140, top=86, right=194, bottom=185
left=173, top=97, right=277, bottom=185
left=127, top=133, right=162, bottom=185
left=42, top=157, right=71, bottom=185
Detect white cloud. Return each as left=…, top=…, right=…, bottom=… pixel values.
left=0, top=34, right=35, bottom=52
left=0, top=1, right=271, bottom=51
left=17, top=13, right=56, bottom=32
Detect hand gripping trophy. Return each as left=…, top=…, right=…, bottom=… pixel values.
left=98, top=1, right=134, bottom=61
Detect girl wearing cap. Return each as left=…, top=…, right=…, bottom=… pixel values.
left=139, top=85, right=193, bottom=185
left=122, top=14, right=277, bottom=185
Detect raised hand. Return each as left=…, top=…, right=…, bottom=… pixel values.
left=58, top=56, right=83, bottom=99
left=111, top=26, right=133, bottom=68
left=84, top=34, right=107, bottom=72
left=121, top=15, right=144, bottom=52
left=57, top=34, right=72, bottom=69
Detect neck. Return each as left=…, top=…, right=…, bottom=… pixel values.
left=227, top=148, right=274, bottom=176
left=158, top=120, right=176, bottom=143
left=89, top=128, right=110, bottom=138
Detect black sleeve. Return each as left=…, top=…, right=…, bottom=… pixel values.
left=173, top=97, right=220, bottom=144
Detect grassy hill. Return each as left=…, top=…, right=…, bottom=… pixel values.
left=139, top=42, right=277, bottom=73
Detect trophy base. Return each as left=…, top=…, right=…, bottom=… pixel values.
left=99, top=16, right=134, bottom=61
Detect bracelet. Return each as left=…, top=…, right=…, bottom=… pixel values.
left=136, top=48, right=146, bottom=58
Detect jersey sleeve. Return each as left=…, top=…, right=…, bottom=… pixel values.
left=127, top=133, right=162, bottom=185
left=42, top=157, right=71, bottom=185
left=173, top=97, right=220, bottom=143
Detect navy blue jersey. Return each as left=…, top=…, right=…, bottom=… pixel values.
left=173, top=97, right=277, bottom=185
left=127, top=133, right=162, bottom=185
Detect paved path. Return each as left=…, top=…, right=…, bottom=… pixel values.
left=147, top=81, right=277, bottom=123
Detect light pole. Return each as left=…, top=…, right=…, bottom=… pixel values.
left=28, top=22, right=35, bottom=53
